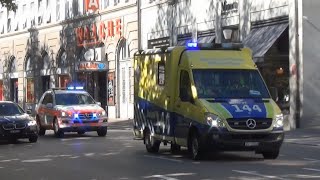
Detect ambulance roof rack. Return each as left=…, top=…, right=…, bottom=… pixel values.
left=186, top=42, right=244, bottom=51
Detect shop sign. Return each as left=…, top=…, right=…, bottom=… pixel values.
left=85, top=0, right=99, bottom=12
left=221, top=0, right=238, bottom=16
left=75, top=18, right=122, bottom=47
left=78, top=61, right=108, bottom=71
left=107, top=72, right=115, bottom=106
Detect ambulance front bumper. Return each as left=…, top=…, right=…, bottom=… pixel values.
left=199, top=128, right=284, bottom=152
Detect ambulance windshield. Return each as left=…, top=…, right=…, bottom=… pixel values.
left=193, top=69, right=270, bottom=99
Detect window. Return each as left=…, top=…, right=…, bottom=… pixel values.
left=23, top=4, right=27, bottom=28
left=42, top=93, right=53, bottom=105
left=56, top=0, right=60, bottom=21
left=30, top=2, right=35, bottom=26
left=179, top=70, right=192, bottom=102
left=157, top=61, right=165, bottom=86
left=7, top=18, right=11, bottom=32
left=114, top=0, right=120, bottom=6
left=103, top=0, right=110, bottom=8
left=26, top=78, right=35, bottom=103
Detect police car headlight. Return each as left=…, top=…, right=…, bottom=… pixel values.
left=205, top=113, right=225, bottom=127
left=27, top=120, right=37, bottom=126
left=274, top=114, right=284, bottom=128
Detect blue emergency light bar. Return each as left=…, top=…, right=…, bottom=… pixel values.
left=67, top=86, right=84, bottom=90
left=186, top=42, right=243, bottom=50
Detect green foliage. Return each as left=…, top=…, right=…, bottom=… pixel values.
left=0, top=0, right=17, bottom=11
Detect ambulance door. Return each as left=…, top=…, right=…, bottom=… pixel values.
left=173, top=69, right=198, bottom=146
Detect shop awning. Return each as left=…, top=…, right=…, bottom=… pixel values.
left=197, top=35, right=215, bottom=43
left=243, top=23, right=288, bottom=62
left=177, top=39, right=192, bottom=46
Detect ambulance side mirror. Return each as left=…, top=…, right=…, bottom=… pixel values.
left=269, top=87, right=279, bottom=102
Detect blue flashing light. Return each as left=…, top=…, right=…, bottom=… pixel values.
left=92, top=113, right=97, bottom=119
left=67, top=86, right=84, bottom=90
left=74, top=113, right=79, bottom=119
left=75, top=86, right=84, bottom=90
left=187, top=42, right=198, bottom=48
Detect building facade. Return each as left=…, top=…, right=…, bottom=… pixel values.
left=0, top=0, right=137, bottom=120
left=139, top=0, right=300, bottom=129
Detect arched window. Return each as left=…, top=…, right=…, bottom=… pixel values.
left=25, top=54, right=32, bottom=71
left=8, top=56, right=16, bottom=73
left=41, top=51, right=51, bottom=69
left=57, top=48, right=67, bottom=67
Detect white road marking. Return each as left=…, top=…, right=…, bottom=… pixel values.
left=0, top=159, right=19, bottom=163
left=0, top=167, right=4, bottom=169
left=143, top=175, right=178, bottom=180
left=100, top=152, right=119, bottom=156
left=303, top=168, right=320, bottom=172
left=21, top=159, right=52, bottom=163
left=143, top=155, right=183, bottom=163
left=304, top=158, right=320, bottom=162
left=69, top=156, right=80, bottom=159
left=144, top=173, right=195, bottom=180
left=295, top=175, right=320, bottom=178
left=232, top=170, right=287, bottom=180
left=59, top=155, right=72, bottom=157
left=84, top=153, right=95, bottom=157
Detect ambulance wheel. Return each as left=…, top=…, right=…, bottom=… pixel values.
left=53, top=119, right=64, bottom=138
left=97, top=128, right=107, bottom=137
left=145, top=130, right=160, bottom=153
left=170, top=144, right=181, bottom=154
left=262, top=150, right=279, bottom=159
left=188, top=131, right=203, bottom=160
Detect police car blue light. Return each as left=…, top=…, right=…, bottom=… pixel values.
left=187, top=42, right=198, bottom=48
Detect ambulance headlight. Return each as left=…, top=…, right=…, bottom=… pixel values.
left=274, top=114, right=284, bottom=128
left=205, top=113, right=225, bottom=127
left=97, top=110, right=106, bottom=117
left=27, top=120, right=37, bottom=126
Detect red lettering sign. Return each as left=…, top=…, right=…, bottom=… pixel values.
left=75, top=18, right=122, bottom=47
left=85, top=0, right=99, bottom=12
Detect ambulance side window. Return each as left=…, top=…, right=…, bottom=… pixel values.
left=180, top=70, right=193, bottom=102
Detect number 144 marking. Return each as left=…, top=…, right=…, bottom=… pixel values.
left=232, top=104, right=262, bottom=112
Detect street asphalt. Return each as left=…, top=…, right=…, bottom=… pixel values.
left=0, top=120, right=319, bottom=180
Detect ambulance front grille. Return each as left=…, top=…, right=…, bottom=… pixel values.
left=226, top=118, right=272, bottom=130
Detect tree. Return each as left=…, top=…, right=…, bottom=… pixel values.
left=0, top=0, right=17, bottom=11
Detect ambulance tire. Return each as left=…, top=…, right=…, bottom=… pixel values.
left=97, top=128, right=107, bottom=137
left=188, top=131, right=203, bottom=160
left=145, top=130, right=160, bottom=153
left=262, top=150, right=279, bottom=159
left=170, top=144, right=181, bottom=154
left=53, top=119, right=64, bottom=138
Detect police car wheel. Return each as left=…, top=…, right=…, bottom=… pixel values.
left=145, top=130, right=160, bottom=153
left=97, top=128, right=107, bottom=137
left=53, top=119, right=64, bottom=138
left=189, top=133, right=202, bottom=160
left=262, top=150, right=279, bottom=159
left=36, top=116, right=46, bottom=136
left=170, top=144, right=181, bottom=154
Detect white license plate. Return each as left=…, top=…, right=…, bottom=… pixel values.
left=245, top=142, right=259, bottom=147
left=10, top=130, right=20, bottom=133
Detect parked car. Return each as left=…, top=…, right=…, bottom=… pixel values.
left=35, top=87, right=108, bottom=138
left=0, top=101, right=38, bottom=143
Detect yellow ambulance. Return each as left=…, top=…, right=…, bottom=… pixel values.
left=133, top=43, right=284, bottom=160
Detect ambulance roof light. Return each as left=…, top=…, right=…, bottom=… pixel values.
left=187, top=42, right=198, bottom=48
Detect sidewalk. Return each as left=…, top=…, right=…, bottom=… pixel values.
left=284, top=126, right=320, bottom=147
left=108, top=118, right=133, bottom=130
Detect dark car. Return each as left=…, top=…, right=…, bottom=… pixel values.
left=0, top=101, right=38, bottom=143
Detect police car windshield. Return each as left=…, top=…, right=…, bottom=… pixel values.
left=193, top=69, right=270, bottom=99
left=55, top=93, right=96, bottom=105
left=0, top=103, right=25, bottom=116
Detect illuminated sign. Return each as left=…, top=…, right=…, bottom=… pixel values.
left=75, top=19, right=122, bottom=47
left=78, top=61, right=108, bottom=71
left=85, top=0, right=99, bottom=12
